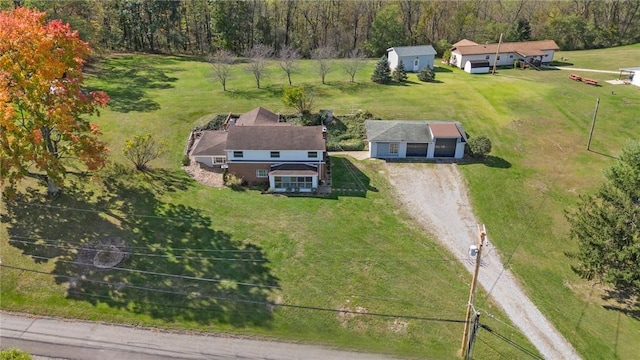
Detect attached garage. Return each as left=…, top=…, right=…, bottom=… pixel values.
left=407, top=143, right=428, bottom=157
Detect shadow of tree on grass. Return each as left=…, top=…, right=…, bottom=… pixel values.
left=4, top=168, right=279, bottom=327
left=85, top=55, right=180, bottom=113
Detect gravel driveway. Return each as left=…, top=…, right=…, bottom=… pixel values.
left=384, top=162, right=581, bottom=360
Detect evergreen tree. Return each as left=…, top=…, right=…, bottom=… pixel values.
left=566, top=141, right=640, bottom=297
left=371, top=56, right=391, bottom=84
left=392, top=60, right=408, bottom=82
left=417, top=66, right=436, bottom=82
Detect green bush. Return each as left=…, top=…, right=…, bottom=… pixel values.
left=467, top=135, right=492, bottom=158
left=0, top=349, right=31, bottom=360
left=181, top=155, right=190, bottom=166
left=194, top=113, right=228, bottom=131
left=224, top=173, right=244, bottom=189
left=417, top=67, right=436, bottom=82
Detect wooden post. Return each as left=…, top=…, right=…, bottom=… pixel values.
left=461, top=224, right=487, bottom=358
left=587, top=98, right=600, bottom=150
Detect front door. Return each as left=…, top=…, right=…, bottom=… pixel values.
left=413, top=59, right=420, bottom=72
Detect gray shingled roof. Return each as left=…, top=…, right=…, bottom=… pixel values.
left=365, top=120, right=433, bottom=142
left=236, top=107, right=290, bottom=126
left=365, top=120, right=465, bottom=142
left=191, top=131, right=228, bottom=156
left=226, top=125, right=325, bottom=151
left=388, top=45, right=437, bottom=57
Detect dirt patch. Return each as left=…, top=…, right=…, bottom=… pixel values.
left=77, top=237, right=129, bottom=269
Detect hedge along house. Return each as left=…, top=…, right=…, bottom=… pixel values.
left=449, top=39, right=560, bottom=70
left=190, top=107, right=328, bottom=192
left=387, top=45, right=437, bottom=72
left=365, top=120, right=466, bottom=159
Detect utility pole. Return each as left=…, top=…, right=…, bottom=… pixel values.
left=492, top=34, right=503, bottom=75
left=587, top=97, right=600, bottom=151
left=461, top=224, right=487, bottom=358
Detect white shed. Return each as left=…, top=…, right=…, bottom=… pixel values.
left=387, top=45, right=437, bottom=72
left=464, top=60, right=490, bottom=74
left=619, top=67, right=640, bottom=88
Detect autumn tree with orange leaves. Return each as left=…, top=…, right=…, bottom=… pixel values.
left=0, top=8, right=109, bottom=197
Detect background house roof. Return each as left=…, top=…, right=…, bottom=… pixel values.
left=236, top=107, right=290, bottom=126
left=387, top=45, right=437, bottom=57
left=226, top=125, right=326, bottom=151
left=190, top=131, right=228, bottom=156
left=452, top=40, right=559, bottom=56
left=453, top=39, right=478, bottom=47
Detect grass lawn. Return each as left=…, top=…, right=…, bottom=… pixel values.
left=2, top=45, right=640, bottom=359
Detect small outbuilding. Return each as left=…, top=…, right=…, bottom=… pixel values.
left=387, top=45, right=437, bottom=72
left=619, top=67, right=640, bottom=88
left=464, top=60, right=490, bottom=74
left=365, top=120, right=466, bottom=159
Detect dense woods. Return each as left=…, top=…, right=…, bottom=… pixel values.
left=3, top=0, right=639, bottom=57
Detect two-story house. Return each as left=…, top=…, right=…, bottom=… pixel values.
left=190, top=107, right=327, bottom=192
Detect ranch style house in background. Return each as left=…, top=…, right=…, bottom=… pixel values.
left=365, top=120, right=466, bottom=159
left=190, top=107, right=327, bottom=192
left=449, top=39, right=560, bottom=71
left=387, top=45, right=437, bottom=72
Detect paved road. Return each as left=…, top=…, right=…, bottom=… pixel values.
left=0, top=312, right=396, bottom=360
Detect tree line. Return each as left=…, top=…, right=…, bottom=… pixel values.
left=3, top=0, right=639, bottom=57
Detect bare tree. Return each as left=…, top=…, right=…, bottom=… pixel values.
left=244, top=43, right=273, bottom=89
left=311, top=46, right=336, bottom=84
left=341, top=49, right=367, bottom=82
left=278, top=45, right=301, bottom=86
left=208, top=49, right=236, bottom=91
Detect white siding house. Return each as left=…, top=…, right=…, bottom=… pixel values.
left=189, top=107, right=327, bottom=192
left=450, top=39, right=559, bottom=70
left=387, top=45, right=437, bottom=72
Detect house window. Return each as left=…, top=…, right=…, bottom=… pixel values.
left=509, top=55, right=513, bottom=58
left=256, top=169, right=268, bottom=178
left=270, top=151, right=280, bottom=158
left=308, top=151, right=318, bottom=158
left=497, top=56, right=501, bottom=60
left=485, top=55, right=490, bottom=60
left=233, top=151, right=243, bottom=158
left=389, top=143, right=399, bottom=154
left=274, top=176, right=313, bottom=190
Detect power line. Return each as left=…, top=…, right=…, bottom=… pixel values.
left=480, top=324, right=542, bottom=360
left=25, top=255, right=281, bottom=290
left=7, top=236, right=470, bottom=263
left=1, top=264, right=465, bottom=324
left=7, top=238, right=265, bottom=262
